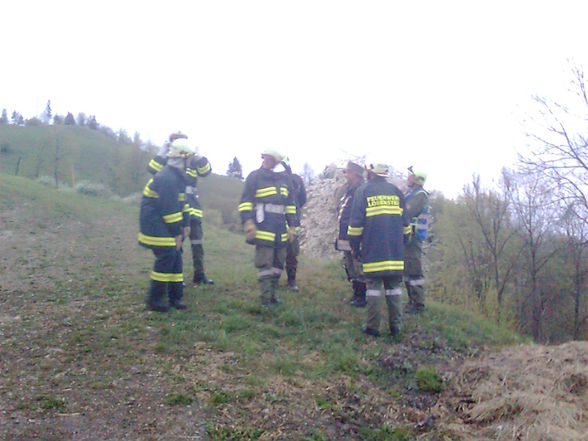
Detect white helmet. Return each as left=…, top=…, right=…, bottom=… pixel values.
left=366, top=161, right=389, bottom=177
left=262, top=147, right=283, bottom=162
left=167, top=138, right=195, bottom=158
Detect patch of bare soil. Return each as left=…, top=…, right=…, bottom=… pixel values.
left=436, top=341, right=588, bottom=441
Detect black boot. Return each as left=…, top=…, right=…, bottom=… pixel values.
left=350, top=282, right=366, bottom=308
left=349, top=281, right=360, bottom=304
left=146, top=280, right=168, bottom=312
left=286, top=268, right=299, bottom=291
left=168, top=281, right=187, bottom=310
left=193, top=273, right=214, bottom=286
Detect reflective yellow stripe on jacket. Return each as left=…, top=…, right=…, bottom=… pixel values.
left=239, top=202, right=253, bottom=212
left=365, top=206, right=403, bottom=217
left=149, top=159, right=163, bottom=172
left=255, top=230, right=275, bottom=242
left=163, top=212, right=183, bottom=223
left=191, top=208, right=203, bottom=218
left=347, top=226, right=364, bottom=236
left=363, top=260, right=404, bottom=273
left=255, top=186, right=278, bottom=198
left=286, top=205, right=297, bottom=215
left=197, top=162, right=211, bottom=175
left=143, top=179, right=158, bottom=198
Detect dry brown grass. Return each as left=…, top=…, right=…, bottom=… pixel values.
left=438, top=341, right=588, bottom=441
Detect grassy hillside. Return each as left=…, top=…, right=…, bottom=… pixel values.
left=0, top=174, right=531, bottom=440
left=0, top=125, right=244, bottom=207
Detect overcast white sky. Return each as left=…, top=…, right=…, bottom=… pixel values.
left=2, top=0, right=587, bottom=198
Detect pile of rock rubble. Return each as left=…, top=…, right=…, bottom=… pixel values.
left=299, top=163, right=405, bottom=260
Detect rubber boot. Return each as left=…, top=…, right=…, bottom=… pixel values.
left=146, top=280, right=168, bottom=312
left=193, top=273, right=214, bottom=286
left=168, top=281, right=186, bottom=310
left=259, top=278, right=272, bottom=306
left=270, top=277, right=282, bottom=304
left=349, top=281, right=359, bottom=304
left=351, top=281, right=367, bottom=308
left=286, top=268, right=299, bottom=291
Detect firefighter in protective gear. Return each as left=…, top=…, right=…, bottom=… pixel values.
left=185, top=147, right=214, bottom=286
left=147, top=135, right=214, bottom=286
left=139, top=138, right=195, bottom=312
left=336, top=161, right=366, bottom=307
left=404, top=166, right=429, bottom=314
left=279, top=156, right=307, bottom=292
left=239, top=149, right=299, bottom=306
left=348, top=161, right=409, bottom=336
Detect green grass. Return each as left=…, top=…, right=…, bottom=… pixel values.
left=0, top=173, right=527, bottom=440
left=415, top=366, right=444, bottom=393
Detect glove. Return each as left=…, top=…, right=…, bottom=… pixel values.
left=244, top=219, right=257, bottom=242
left=287, top=227, right=297, bottom=243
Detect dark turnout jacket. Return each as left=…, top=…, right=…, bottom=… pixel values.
left=347, top=176, right=409, bottom=276
left=239, top=168, right=298, bottom=248
left=138, top=164, right=188, bottom=249
left=337, top=179, right=364, bottom=241
left=148, top=154, right=212, bottom=222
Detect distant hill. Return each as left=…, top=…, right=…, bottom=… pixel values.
left=0, top=125, right=244, bottom=225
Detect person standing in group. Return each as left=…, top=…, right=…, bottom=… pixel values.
left=280, top=156, right=307, bottom=292
left=347, top=161, right=409, bottom=337
left=335, top=161, right=366, bottom=307
left=185, top=148, right=214, bottom=286
left=238, top=149, right=298, bottom=306
left=147, top=134, right=214, bottom=287
left=138, top=138, right=195, bottom=312
left=403, top=166, right=430, bottom=314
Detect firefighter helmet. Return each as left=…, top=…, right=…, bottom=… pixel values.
left=167, top=138, right=195, bottom=158
left=366, top=161, right=389, bottom=177
left=408, top=166, right=427, bottom=184
left=261, top=148, right=283, bottom=162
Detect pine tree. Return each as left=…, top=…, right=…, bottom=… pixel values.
left=42, top=100, right=52, bottom=124
left=227, top=156, right=243, bottom=179
left=0, top=109, right=7, bottom=125
left=64, top=112, right=76, bottom=125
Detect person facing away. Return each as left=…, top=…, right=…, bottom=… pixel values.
left=238, top=148, right=299, bottom=306
left=347, top=161, right=410, bottom=337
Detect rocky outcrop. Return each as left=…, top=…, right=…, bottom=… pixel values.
left=299, top=163, right=405, bottom=260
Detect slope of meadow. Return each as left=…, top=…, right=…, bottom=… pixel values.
left=1, top=174, right=585, bottom=441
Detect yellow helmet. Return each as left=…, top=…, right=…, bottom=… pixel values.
left=366, top=161, right=389, bottom=177
left=262, top=148, right=283, bottom=162
left=408, top=166, right=427, bottom=184
left=167, top=138, right=195, bottom=158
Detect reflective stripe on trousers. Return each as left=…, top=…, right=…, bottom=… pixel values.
left=408, top=278, right=425, bottom=286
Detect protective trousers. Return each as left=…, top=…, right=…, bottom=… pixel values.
left=148, top=247, right=183, bottom=305
left=255, top=245, right=286, bottom=305
left=190, top=220, right=205, bottom=281
left=365, top=276, right=403, bottom=334
left=343, top=251, right=366, bottom=302
left=285, top=235, right=300, bottom=283
left=404, top=239, right=425, bottom=308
